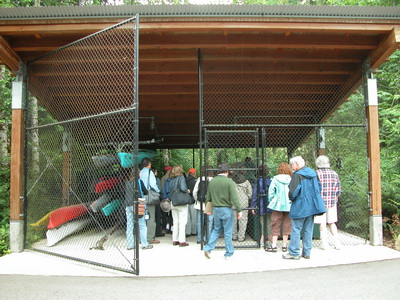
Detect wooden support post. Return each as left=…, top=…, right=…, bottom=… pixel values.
left=363, top=61, right=383, bottom=246
left=10, top=64, right=26, bottom=252
left=10, top=109, right=24, bottom=221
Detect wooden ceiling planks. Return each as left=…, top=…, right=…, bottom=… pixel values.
left=1, top=7, right=399, bottom=149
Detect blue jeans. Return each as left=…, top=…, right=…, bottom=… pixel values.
left=197, top=210, right=214, bottom=242
left=289, top=216, right=314, bottom=256
left=204, top=207, right=234, bottom=258
left=126, top=206, right=148, bottom=248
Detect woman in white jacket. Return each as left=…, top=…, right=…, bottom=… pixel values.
left=192, top=167, right=214, bottom=244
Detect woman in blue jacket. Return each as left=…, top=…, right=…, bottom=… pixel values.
left=266, top=162, right=292, bottom=252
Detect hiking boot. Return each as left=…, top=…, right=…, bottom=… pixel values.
left=282, top=253, right=300, bottom=260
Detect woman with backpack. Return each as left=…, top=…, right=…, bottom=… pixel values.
left=250, top=164, right=271, bottom=247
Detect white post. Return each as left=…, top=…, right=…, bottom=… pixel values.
left=363, top=60, right=383, bottom=246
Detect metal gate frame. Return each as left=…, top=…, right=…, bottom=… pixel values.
left=25, top=16, right=141, bottom=274
left=201, top=128, right=265, bottom=249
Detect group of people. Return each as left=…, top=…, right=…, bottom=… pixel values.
left=124, top=158, right=160, bottom=250
left=124, top=159, right=207, bottom=250
left=125, top=154, right=342, bottom=261
left=203, top=155, right=341, bottom=261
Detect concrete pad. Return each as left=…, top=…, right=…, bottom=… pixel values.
left=0, top=239, right=399, bottom=277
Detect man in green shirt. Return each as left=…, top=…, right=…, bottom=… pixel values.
left=204, top=163, right=242, bottom=260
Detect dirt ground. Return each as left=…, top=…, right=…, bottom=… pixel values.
left=383, top=228, right=396, bottom=249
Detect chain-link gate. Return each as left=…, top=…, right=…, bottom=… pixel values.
left=25, top=16, right=141, bottom=274
left=202, top=129, right=265, bottom=249
left=199, top=50, right=370, bottom=251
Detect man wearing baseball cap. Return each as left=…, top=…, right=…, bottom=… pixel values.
left=161, top=166, right=172, bottom=188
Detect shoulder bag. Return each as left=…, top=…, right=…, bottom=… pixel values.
left=145, top=170, right=160, bottom=205
left=171, top=177, right=192, bottom=206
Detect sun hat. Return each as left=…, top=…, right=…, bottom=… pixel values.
left=160, top=199, right=172, bottom=212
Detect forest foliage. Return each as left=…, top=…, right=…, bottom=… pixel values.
left=0, top=1, right=399, bottom=256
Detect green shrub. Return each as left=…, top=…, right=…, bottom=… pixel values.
left=0, top=223, right=10, bottom=256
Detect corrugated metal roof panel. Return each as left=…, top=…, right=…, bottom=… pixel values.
left=0, top=4, right=399, bottom=20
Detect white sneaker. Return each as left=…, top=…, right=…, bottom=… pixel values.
left=224, top=255, right=233, bottom=260
left=321, top=243, right=330, bottom=250
left=334, top=237, right=341, bottom=250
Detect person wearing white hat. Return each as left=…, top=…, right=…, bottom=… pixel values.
left=314, top=155, right=342, bottom=250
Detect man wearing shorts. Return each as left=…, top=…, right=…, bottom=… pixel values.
left=314, top=155, right=342, bottom=250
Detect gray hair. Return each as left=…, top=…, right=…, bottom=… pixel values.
left=289, top=156, right=305, bottom=168
left=315, top=155, right=330, bottom=168
left=217, top=162, right=230, bottom=174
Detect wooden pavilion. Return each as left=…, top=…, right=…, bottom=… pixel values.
left=1, top=4, right=399, bottom=252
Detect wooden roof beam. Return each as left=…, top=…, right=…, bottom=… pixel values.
left=370, top=26, right=400, bottom=69
left=139, top=22, right=397, bottom=34
left=0, top=22, right=395, bottom=36
left=0, top=36, right=21, bottom=71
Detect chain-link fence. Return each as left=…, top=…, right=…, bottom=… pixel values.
left=25, top=17, right=141, bottom=274
left=200, top=51, right=369, bottom=250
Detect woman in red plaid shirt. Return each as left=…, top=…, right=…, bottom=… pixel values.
left=314, top=155, right=342, bottom=250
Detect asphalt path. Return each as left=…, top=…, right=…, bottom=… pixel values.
left=1, top=258, right=399, bottom=300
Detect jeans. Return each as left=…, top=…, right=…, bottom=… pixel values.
left=197, top=210, right=203, bottom=242
left=288, top=216, right=314, bottom=256
left=204, top=207, right=235, bottom=258
left=126, top=206, right=148, bottom=249
left=197, top=210, right=214, bottom=242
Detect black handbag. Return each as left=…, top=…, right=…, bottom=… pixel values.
left=171, top=177, right=192, bottom=206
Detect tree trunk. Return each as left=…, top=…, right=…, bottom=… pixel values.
left=30, top=96, right=40, bottom=175
left=0, top=124, right=7, bottom=166
left=0, top=65, right=9, bottom=166
left=162, top=149, right=170, bottom=167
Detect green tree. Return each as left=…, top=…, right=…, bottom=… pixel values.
left=377, top=51, right=400, bottom=217
left=0, top=67, right=12, bottom=256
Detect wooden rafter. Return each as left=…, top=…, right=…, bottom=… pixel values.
left=0, top=36, right=20, bottom=71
